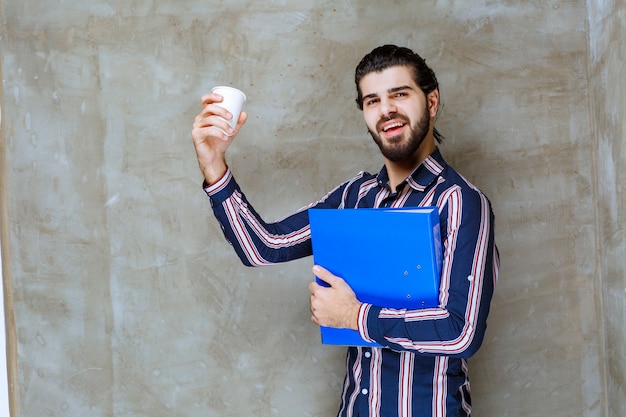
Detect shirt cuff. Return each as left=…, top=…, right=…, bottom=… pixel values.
left=203, top=167, right=232, bottom=196
left=357, top=303, right=382, bottom=344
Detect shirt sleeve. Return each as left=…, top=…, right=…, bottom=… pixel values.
left=357, top=185, right=499, bottom=358
left=203, top=168, right=344, bottom=266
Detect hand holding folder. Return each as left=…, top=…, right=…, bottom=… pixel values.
left=309, top=265, right=362, bottom=331
left=308, top=207, right=443, bottom=346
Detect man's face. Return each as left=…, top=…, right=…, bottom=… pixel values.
left=359, top=65, right=434, bottom=163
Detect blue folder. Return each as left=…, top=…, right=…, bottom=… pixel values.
left=308, top=207, right=443, bottom=346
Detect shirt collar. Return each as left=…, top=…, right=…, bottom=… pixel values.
left=376, top=148, right=447, bottom=193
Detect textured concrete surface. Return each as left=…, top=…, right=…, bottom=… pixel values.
left=0, top=1, right=623, bottom=416
left=588, top=1, right=626, bottom=417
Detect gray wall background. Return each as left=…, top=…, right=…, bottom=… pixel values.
left=1, top=1, right=624, bottom=416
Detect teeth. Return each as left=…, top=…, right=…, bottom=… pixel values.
left=383, top=122, right=404, bottom=132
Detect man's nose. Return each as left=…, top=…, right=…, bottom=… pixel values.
left=379, top=98, right=397, bottom=117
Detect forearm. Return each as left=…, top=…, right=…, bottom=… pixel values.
left=204, top=169, right=314, bottom=266
left=357, top=273, right=493, bottom=358
left=200, top=157, right=228, bottom=185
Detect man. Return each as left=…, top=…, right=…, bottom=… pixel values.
left=192, top=44, right=499, bottom=417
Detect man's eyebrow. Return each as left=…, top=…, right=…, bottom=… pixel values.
left=389, top=85, right=414, bottom=93
left=362, top=85, right=415, bottom=102
left=361, top=92, right=379, bottom=102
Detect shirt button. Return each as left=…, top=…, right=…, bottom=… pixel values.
left=361, top=388, right=368, bottom=395
left=364, top=351, right=371, bottom=358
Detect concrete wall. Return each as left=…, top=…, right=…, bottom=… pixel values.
left=588, top=1, right=626, bottom=417
left=0, top=1, right=620, bottom=416
left=0, top=188, right=10, bottom=417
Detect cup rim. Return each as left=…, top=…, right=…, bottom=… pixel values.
left=211, top=86, right=246, bottom=101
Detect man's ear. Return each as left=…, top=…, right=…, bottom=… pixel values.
left=427, top=89, right=439, bottom=118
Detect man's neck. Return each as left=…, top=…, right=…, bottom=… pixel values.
left=385, top=142, right=436, bottom=191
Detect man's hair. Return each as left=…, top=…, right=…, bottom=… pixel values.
left=355, top=44, right=443, bottom=143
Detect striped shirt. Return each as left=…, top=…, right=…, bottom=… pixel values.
left=204, top=148, right=499, bottom=417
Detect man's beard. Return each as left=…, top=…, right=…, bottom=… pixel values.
left=369, top=105, right=430, bottom=163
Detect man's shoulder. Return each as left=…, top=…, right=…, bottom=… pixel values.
left=439, top=164, right=493, bottom=204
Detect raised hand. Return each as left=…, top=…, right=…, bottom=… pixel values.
left=191, top=92, right=248, bottom=183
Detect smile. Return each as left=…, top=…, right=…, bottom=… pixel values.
left=382, top=121, right=406, bottom=132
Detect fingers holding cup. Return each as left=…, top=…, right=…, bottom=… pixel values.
left=210, top=86, right=246, bottom=134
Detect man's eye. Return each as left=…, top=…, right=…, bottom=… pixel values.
left=395, top=92, right=407, bottom=98
left=365, top=99, right=379, bottom=106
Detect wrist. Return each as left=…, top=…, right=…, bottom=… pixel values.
left=202, top=161, right=228, bottom=185
left=350, top=302, right=362, bottom=331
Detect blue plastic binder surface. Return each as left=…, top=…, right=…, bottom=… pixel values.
left=308, top=207, right=442, bottom=347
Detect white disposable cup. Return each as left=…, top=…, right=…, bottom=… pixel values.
left=210, top=86, right=246, bottom=130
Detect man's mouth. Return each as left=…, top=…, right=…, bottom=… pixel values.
left=380, top=120, right=407, bottom=136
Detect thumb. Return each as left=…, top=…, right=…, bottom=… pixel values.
left=233, top=111, right=248, bottom=134
left=312, top=265, right=342, bottom=287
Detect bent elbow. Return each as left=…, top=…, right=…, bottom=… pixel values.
left=457, top=327, right=488, bottom=359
